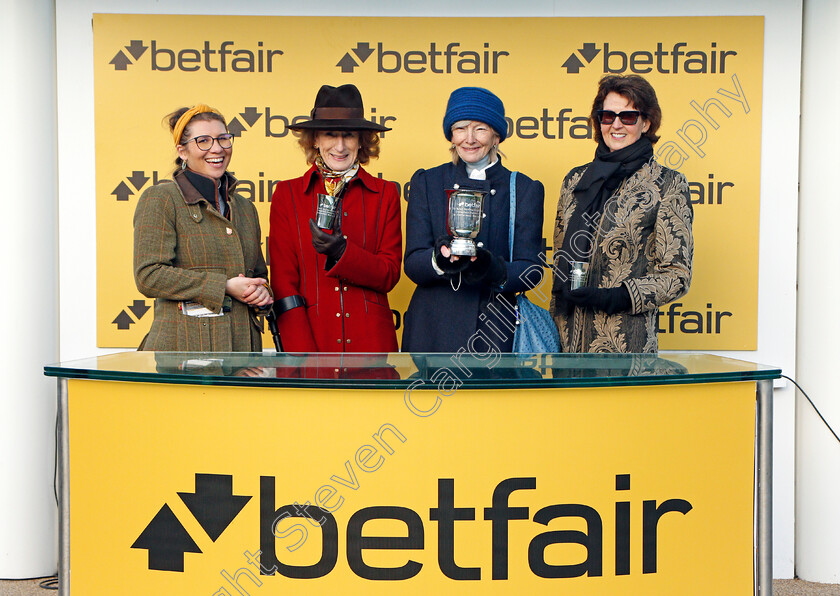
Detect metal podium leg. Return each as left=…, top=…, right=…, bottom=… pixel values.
left=58, top=379, right=70, bottom=596
left=756, top=379, right=773, bottom=595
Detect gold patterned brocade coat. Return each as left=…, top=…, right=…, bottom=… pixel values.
left=550, top=159, right=693, bottom=353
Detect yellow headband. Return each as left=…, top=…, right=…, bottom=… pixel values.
left=172, top=104, right=221, bottom=146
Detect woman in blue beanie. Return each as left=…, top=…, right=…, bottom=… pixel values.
left=402, top=87, right=545, bottom=352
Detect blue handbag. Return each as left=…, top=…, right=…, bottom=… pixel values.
left=508, top=172, right=561, bottom=354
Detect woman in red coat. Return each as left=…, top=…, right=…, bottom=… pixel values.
left=268, top=84, right=401, bottom=352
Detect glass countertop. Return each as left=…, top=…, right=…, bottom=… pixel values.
left=44, top=352, right=781, bottom=389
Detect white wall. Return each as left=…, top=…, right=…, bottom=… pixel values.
left=0, top=0, right=59, bottom=579
left=797, top=0, right=840, bottom=583
left=46, top=0, right=801, bottom=579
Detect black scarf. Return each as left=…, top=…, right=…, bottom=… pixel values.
left=183, top=169, right=230, bottom=218
left=557, top=137, right=653, bottom=273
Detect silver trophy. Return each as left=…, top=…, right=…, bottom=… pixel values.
left=315, top=193, right=339, bottom=230
left=570, top=261, right=590, bottom=290
left=315, top=178, right=349, bottom=230
left=446, top=189, right=487, bottom=256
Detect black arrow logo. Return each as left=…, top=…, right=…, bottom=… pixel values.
left=177, top=474, right=251, bottom=542
left=109, top=51, right=132, bottom=71
left=239, top=107, right=262, bottom=127
left=227, top=118, right=246, bottom=137
left=125, top=40, right=148, bottom=61
left=562, top=53, right=585, bottom=74
left=127, top=171, right=150, bottom=191
left=112, top=181, right=134, bottom=201
left=128, top=300, right=150, bottom=320
left=131, top=504, right=201, bottom=572
left=352, top=42, right=374, bottom=62
left=336, top=53, right=358, bottom=73
left=579, top=42, right=600, bottom=63
left=112, top=310, right=134, bottom=329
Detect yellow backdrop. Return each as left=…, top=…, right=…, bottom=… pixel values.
left=93, top=14, right=763, bottom=349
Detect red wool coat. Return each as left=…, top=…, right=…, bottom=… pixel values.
left=268, top=165, right=401, bottom=352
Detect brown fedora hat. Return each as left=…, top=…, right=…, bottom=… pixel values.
left=289, top=84, right=391, bottom=132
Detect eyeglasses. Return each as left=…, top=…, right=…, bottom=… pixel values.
left=595, top=110, right=644, bottom=126
left=187, top=134, right=234, bottom=150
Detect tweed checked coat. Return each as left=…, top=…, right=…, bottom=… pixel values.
left=268, top=165, right=401, bottom=352
left=134, top=170, right=268, bottom=351
left=551, top=158, right=693, bottom=353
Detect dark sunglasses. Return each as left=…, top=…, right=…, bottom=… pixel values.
left=596, top=110, right=644, bottom=126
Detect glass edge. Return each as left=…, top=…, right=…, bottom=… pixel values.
left=43, top=367, right=782, bottom=389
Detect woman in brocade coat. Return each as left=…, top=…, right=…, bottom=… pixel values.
left=402, top=87, right=545, bottom=353
left=551, top=75, right=693, bottom=353
left=268, top=84, right=401, bottom=352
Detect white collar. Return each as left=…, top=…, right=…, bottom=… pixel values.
left=465, top=154, right=498, bottom=180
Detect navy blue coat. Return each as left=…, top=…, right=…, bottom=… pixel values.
left=402, top=159, right=545, bottom=352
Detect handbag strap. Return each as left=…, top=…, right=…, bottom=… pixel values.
left=508, top=171, right=517, bottom=262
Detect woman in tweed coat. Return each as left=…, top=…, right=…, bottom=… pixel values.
left=133, top=104, right=272, bottom=351
left=551, top=75, right=693, bottom=353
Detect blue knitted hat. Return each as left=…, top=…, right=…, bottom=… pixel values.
left=442, top=87, right=507, bottom=142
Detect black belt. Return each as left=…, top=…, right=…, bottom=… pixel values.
left=273, top=294, right=305, bottom=316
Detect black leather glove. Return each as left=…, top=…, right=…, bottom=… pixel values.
left=462, top=248, right=507, bottom=288
left=434, top=235, right=471, bottom=276
left=567, top=286, right=631, bottom=315
left=309, top=218, right=346, bottom=261
left=552, top=277, right=574, bottom=316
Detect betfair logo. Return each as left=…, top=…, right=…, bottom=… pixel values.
left=109, top=40, right=284, bottom=72
left=336, top=42, right=375, bottom=73
left=562, top=42, right=736, bottom=75
left=337, top=41, right=510, bottom=74
left=259, top=473, right=692, bottom=581
left=227, top=107, right=264, bottom=138
left=132, top=474, right=251, bottom=572
left=110, top=40, right=148, bottom=70
left=561, top=43, right=602, bottom=73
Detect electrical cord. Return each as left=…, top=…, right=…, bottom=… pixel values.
left=53, top=408, right=59, bottom=505
left=782, top=374, right=840, bottom=445
left=43, top=412, right=60, bottom=591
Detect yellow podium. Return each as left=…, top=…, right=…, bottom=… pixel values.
left=45, top=352, right=779, bottom=595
